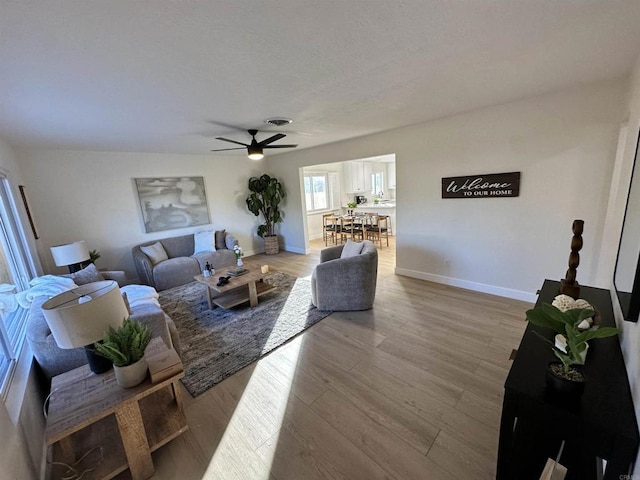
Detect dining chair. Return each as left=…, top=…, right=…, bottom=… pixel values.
left=338, top=215, right=353, bottom=243
left=322, top=212, right=341, bottom=245
left=347, top=214, right=366, bottom=241
left=366, top=214, right=390, bottom=247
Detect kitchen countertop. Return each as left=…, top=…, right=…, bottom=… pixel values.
left=349, top=202, right=395, bottom=209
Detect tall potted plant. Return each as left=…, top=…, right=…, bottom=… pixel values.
left=246, top=174, right=286, bottom=254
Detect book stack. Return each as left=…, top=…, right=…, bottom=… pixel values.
left=227, top=268, right=249, bottom=277
left=147, top=347, right=183, bottom=383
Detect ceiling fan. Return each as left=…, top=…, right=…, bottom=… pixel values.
left=211, top=129, right=298, bottom=160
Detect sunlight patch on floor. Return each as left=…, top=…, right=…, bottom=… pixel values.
left=203, top=307, right=303, bottom=479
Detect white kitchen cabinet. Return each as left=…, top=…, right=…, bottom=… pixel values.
left=363, top=161, right=372, bottom=193
left=387, top=162, right=396, bottom=189
left=343, top=161, right=372, bottom=193
left=342, top=162, right=353, bottom=193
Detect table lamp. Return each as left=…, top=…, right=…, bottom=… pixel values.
left=50, top=241, right=90, bottom=273
left=42, top=280, right=129, bottom=374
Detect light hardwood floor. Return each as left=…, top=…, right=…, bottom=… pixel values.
left=134, top=237, right=532, bottom=480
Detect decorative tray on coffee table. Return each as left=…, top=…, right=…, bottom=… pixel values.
left=226, top=268, right=249, bottom=277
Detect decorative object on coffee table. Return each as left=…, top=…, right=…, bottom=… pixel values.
left=233, top=244, right=244, bottom=267
left=245, top=174, right=285, bottom=254
left=559, top=219, right=584, bottom=299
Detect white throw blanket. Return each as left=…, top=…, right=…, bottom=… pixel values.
left=120, top=284, right=161, bottom=309
left=16, top=275, right=77, bottom=309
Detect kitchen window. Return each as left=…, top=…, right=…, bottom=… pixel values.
left=304, top=173, right=329, bottom=212
left=371, top=172, right=384, bottom=197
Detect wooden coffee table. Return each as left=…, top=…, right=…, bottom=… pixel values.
left=45, top=338, right=187, bottom=480
left=195, top=262, right=276, bottom=309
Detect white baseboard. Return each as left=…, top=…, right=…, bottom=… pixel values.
left=283, top=245, right=307, bottom=254
left=394, top=267, right=537, bottom=303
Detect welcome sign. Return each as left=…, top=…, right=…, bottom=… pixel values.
left=442, top=172, right=521, bottom=199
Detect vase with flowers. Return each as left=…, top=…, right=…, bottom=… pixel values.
left=233, top=245, right=244, bottom=267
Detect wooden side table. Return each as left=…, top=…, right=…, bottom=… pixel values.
left=45, top=338, right=188, bottom=480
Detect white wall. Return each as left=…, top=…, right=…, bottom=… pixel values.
left=269, top=78, right=627, bottom=301
left=604, top=54, right=640, bottom=472
left=17, top=150, right=267, bottom=280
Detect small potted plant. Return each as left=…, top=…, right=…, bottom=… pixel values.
left=526, top=296, right=619, bottom=395
left=246, top=174, right=286, bottom=255
left=89, top=249, right=101, bottom=264
left=95, top=318, right=152, bottom=388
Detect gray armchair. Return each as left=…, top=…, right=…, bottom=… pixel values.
left=311, top=240, right=378, bottom=311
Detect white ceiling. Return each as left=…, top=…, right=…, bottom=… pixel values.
left=2, top=1, right=640, bottom=156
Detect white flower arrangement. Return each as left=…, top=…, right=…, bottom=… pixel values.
left=551, top=294, right=594, bottom=330
left=233, top=245, right=243, bottom=259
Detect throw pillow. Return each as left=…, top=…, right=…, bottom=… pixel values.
left=340, top=239, right=365, bottom=258
left=140, top=241, right=168, bottom=265
left=64, top=263, right=105, bottom=285
left=215, top=230, right=226, bottom=250
left=193, top=230, right=216, bottom=254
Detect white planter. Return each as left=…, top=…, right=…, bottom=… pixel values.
left=114, top=357, right=148, bottom=388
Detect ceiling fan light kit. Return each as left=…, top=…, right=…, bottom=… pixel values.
left=248, top=145, right=264, bottom=160
left=211, top=128, right=298, bottom=160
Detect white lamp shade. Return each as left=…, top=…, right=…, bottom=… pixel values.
left=41, top=281, right=128, bottom=349
left=50, top=241, right=90, bottom=267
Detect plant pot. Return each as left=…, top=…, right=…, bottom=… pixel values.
left=264, top=235, right=279, bottom=255
left=114, top=357, right=148, bottom=388
left=545, top=362, right=585, bottom=396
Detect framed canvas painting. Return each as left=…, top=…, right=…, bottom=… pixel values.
left=134, top=177, right=211, bottom=233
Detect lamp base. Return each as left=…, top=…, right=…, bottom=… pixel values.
left=68, top=261, right=90, bottom=273
left=84, top=345, right=112, bottom=374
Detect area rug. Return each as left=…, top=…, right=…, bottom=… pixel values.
left=158, top=272, right=331, bottom=397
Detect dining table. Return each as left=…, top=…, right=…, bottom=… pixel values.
left=328, top=213, right=371, bottom=243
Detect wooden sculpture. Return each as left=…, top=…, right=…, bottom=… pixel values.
left=559, top=219, right=584, bottom=299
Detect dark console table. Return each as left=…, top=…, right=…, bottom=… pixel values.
left=497, top=280, right=639, bottom=479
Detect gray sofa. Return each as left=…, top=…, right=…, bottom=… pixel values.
left=132, top=231, right=238, bottom=291
left=26, top=272, right=181, bottom=380
left=311, top=240, right=378, bottom=311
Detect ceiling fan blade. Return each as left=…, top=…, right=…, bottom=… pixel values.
left=207, top=120, right=249, bottom=132
left=215, top=137, right=249, bottom=147
left=210, top=147, right=246, bottom=152
left=258, top=133, right=286, bottom=146
left=263, top=144, right=298, bottom=149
